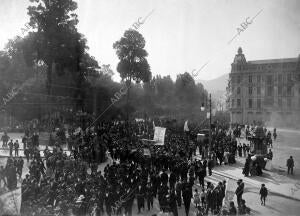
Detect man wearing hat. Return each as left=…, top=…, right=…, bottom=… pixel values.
left=235, top=179, right=244, bottom=207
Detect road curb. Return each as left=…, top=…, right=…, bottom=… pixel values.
left=212, top=170, right=300, bottom=202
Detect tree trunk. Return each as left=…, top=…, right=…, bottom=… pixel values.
left=46, top=63, right=52, bottom=95
left=93, top=87, right=97, bottom=115
left=126, top=78, right=131, bottom=121
left=46, top=62, right=52, bottom=132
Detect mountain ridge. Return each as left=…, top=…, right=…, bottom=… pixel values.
left=196, top=73, right=229, bottom=93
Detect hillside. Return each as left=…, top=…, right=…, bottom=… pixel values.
left=198, top=73, right=229, bottom=93
left=197, top=73, right=229, bottom=107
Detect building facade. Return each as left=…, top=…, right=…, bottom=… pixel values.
left=228, top=47, right=300, bottom=127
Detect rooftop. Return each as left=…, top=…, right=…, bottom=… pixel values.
left=247, top=58, right=298, bottom=64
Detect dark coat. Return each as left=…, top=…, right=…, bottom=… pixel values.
left=287, top=158, right=294, bottom=167
left=260, top=187, right=268, bottom=197
left=182, top=186, right=192, bottom=202
left=235, top=182, right=244, bottom=196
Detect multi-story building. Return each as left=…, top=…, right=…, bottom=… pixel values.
left=228, top=47, right=300, bottom=127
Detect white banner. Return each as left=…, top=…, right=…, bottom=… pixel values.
left=184, top=120, right=189, bottom=132
left=74, top=127, right=82, bottom=135
left=0, top=187, right=21, bottom=215
left=154, top=126, right=166, bottom=145
left=206, top=112, right=210, bottom=119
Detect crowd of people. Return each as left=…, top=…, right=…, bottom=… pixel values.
left=1, top=131, right=21, bottom=157
left=0, top=120, right=259, bottom=216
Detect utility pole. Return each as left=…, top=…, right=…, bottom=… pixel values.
left=209, top=93, right=212, bottom=148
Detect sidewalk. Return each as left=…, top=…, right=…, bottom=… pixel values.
left=212, top=157, right=300, bottom=201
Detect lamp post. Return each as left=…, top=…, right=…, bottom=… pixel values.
left=201, top=93, right=212, bottom=148
left=209, top=93, right=212, bottom=148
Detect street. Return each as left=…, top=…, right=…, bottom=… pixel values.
left=244, top=186, right=300, bottom=216
left=271, top=128, right=300, bottom=176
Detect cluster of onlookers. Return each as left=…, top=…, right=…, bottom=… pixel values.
left=237, top=143, right=250, bottom=158
left=0, top=120, right=258, bottom=216
left=1, top=132, right=20, bottom=157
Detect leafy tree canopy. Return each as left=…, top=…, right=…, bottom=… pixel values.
left=113, top=29, right=151, bottom=84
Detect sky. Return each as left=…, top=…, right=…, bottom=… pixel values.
left=0, top=0, right=299, bottom=82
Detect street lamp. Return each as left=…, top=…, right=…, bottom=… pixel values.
left=200, top=94, right=212, bottom=148
left=200, top=104, right=205, bottom=112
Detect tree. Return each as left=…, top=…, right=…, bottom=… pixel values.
left=100, top=64, right=114, bottom=77
left=175, top=72, right=198, bottom=105
left=0, top=38, right=47, bottom=121
left=26, top=0, right=99, bottom=111
left=113, top=29, right=151, bottom=119
left=27, top=0, right=79, bottom=93
left=0, top=37, right=41, bottom=110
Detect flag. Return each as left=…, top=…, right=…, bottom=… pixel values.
left=184, top=120, right=189, bottom=132
left=0, top=187, right=21, bottom=215
left=206, top=112, right=210, bottom=119
left=74, top=127, right=82, bottom=135
left=153, top=127, right=166, bottom=145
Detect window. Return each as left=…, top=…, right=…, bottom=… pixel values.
left=237, top=99, right=241, bottom=107
left=266, top=75, right=273, bottom=85
left=237, top=87, right=241, bottom=94
left=232, top=99, right=235, bottom=108
left=248, top=99, right=252, bottom=108
left=257, top=99, right=261, bottom=109
left=249, top=75, right=252, bottom=83
left=287, top=98, right=292, bottom=107
left=248, top=87, right=252, bottom=95
left=278, top=98, right=282, bottom=107
left=278, top=86, right=283, bottom=96
left=257, top=75, right=261, bottom=83
left=267, top=86, right=273, bottom=96
left=231, top=76, right=236, bottom=84
left=287, top=74, right=292, bottom=83
left=282, top=74, right=286, bottom=83
left=287, top=86, right=292, bottom=96
left=264, top=97, right=274, bottom=106
left=237, top=76, right=241, bottom=84
left=257, top=86, right=261, bottom=95
left=278, top=74, right=282, bottom=83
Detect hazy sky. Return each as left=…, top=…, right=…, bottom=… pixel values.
left=0, top=0, right=299, bottom=81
